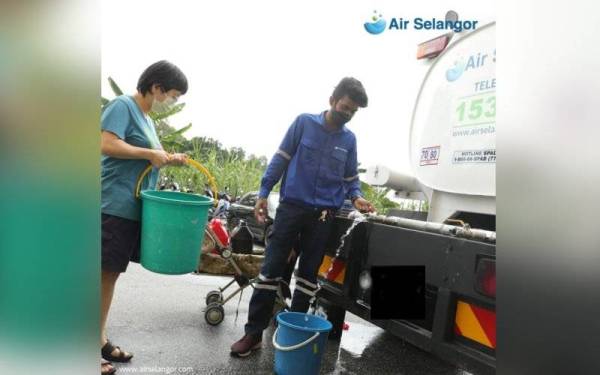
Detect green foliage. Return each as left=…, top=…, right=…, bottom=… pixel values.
left=396, top=199, right=427, bottom=211
left=108, top=77, right=123, bottom=96
left=149, top=102, right=186, bottom=122
left=360, top=182, right=399, bottom=214
left=161, top=142, right=267, bottom=199
left=158, top=123, right=191, bottom=152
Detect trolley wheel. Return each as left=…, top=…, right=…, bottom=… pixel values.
left=205, top=290, right=223, bottom=305
left=205, top=303, right=225, bottom=326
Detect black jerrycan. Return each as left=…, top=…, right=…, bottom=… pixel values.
left=231, top=220, right=254, bottom=254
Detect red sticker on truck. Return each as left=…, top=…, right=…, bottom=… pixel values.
left=420, top=146, right=440, bottom=166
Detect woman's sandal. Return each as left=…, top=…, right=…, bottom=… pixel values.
left=101, top=358, right=116, bottom=375
left=102, top=340, right=134, bottom=363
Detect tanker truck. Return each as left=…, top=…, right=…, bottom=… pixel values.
left=316, top=21, right=496, bottom=374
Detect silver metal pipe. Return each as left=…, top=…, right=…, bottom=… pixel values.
left=364, top=213, right=496, bottom=244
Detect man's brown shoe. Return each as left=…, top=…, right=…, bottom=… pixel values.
left=230, top=333, right=262, bottom=357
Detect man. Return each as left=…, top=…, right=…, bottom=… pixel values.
left=231, top=77, right=374, bottom=357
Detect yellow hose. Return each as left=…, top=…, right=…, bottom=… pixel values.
left=135, top=159, right=218, bottom=206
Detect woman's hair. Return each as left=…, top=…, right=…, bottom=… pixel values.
left=137, top=60, right=188, bottom=95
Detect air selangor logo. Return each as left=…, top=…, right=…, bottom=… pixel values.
left=364, top=10, right=386, bottom=35
left=446, top=59, right=466, bottom=82
left=364, top=11, right=478, bottom=35
left=446, top=50, right=496, bottom=82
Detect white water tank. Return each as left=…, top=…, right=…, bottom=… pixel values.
left=367, top=22, right=496, bottom=222
left=410, top=22, right=495, bottom=197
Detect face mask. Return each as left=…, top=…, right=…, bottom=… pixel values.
left=151, top=94, right=177, bottom=113
left=330, top=110, right=352, bottom=126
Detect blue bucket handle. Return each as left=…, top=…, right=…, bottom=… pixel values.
left=272, top=327, right=320, bottom=351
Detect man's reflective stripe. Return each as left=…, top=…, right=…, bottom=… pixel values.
left=276, top=149, right=291, bottom=161
left=259, top=274, right=281, bottom=282
left=296, top=285, right=317, bottom=297
left=344, top=174, right=359, bottom=182
left=254, top=284, right=279, bottom=291
left=295, top=276, right=317, bottom=289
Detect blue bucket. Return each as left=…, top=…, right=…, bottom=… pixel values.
left=273, top=312, right=332, bottom=375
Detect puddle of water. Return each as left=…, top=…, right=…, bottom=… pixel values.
left=337, top=321, right=383, bottom=358
left=327, top=361, right=353, bottom=375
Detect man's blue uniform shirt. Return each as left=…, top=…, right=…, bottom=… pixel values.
left=259, top=112, right=362, bottom=209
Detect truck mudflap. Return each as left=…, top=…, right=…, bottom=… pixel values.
left=318, top=255, right=346, bottom=285
left=316, top=217, right=496, bottom=374
left=455, top=300, right=496, bottom=350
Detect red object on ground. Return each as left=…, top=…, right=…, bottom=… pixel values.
left=208, top=218, right=230, bottom=248
left=343, top=323, right=349, bottom=330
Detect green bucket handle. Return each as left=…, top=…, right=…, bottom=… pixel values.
left=135, top=158, right=219, bottom=206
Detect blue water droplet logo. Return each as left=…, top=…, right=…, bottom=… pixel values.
left=446, top=59, right=466, bottom=82
left=364, top=10, right=387, bottom=35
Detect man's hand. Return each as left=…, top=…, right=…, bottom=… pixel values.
left=148, top=149, right=170, bottom=168
left=353, top=197, right=375, bottom=213
left=167, top=153, right=188, bottom=166
left=254, top=198, right=268, bottom=224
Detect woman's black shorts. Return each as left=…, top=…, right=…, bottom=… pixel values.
left=101, top=213, right=141, bottom=273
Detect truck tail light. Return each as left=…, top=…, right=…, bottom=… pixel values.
left=474, top=258, right=495, bottom=298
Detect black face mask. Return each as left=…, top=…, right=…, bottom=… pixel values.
left=330, top=110, right=352, bottom=126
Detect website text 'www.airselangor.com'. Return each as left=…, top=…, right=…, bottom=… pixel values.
left=452, top=124, right=495, bottom=137
left=118, top=366, right=194, bottom=374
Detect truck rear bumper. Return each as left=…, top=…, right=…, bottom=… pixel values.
left=317, top=217, right=496, bottom=374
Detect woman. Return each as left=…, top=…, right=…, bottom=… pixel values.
left=100, top=60, right=188, bottom=374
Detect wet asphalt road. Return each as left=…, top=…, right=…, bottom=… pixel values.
left=107, top=262, right=484, bottom=375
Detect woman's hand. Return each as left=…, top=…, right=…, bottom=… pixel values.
left=148, top=149, right=171, bottom=168
left=101, top=131, right=172, bottom=170
left=167, top=153, right=188, bottom=166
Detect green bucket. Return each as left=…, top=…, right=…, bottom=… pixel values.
left=139, top=190, right=212, bottom=275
